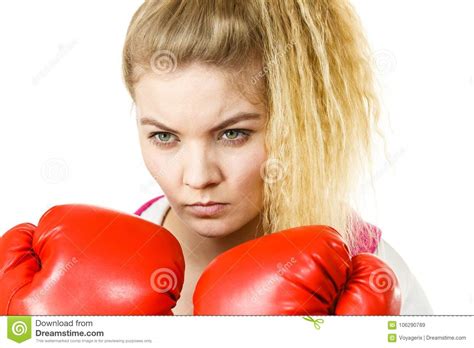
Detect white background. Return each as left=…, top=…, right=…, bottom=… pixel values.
left=0, top=1, right=472, bottom=314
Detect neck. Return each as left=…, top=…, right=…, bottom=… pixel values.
left=163, top=208, right=264, bottom=267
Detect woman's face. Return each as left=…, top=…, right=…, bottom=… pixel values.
left=134, top=62, right=267, bottom=238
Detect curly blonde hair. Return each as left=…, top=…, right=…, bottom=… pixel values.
left=122, top=0, right=386, bottom=253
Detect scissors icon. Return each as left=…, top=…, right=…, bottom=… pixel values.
left=303, top=316, right=325, bottom=330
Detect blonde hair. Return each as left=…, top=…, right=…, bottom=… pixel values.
left=122, top=0, right=386, bottom=253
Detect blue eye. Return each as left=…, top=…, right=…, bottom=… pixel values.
left=221, top=129, right=250, bottom=145
left=148, top=132, right=178, bottom=148
left=148, top=129, right=252, bottom=148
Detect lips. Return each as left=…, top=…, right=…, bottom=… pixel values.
left=188, top=201, right=222, bottom=206
left=185, top=203, right=228, bottom=217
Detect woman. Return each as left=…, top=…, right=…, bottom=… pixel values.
left=124, top=0, right=432, bottom=315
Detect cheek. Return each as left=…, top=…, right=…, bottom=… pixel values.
left=141, top=146, right=177, bottom=191
left=225, top=145, right=267, bottom=201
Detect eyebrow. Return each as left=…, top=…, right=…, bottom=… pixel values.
left=139, top=112, right=261, bottom=134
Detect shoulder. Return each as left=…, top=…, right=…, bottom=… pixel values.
left=134, top=195, right=170, bottom=225
left=374, top=239, right=434, bottom=315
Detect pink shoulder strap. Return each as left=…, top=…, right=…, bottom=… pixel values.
left=134, top=195, right=165, bottom=216
left=350, top=215, right=382, bottom=256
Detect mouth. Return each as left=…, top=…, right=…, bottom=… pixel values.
left=188, top=201, right=224, bottom=206
left=185, top=203, right=229, bottom=217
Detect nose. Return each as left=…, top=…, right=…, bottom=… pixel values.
left=182, top=145, right=222, bottom=190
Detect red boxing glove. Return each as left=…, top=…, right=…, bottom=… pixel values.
left=0, top=204, right=185, bottom=315
left=193, top=225, right=401, bottom=315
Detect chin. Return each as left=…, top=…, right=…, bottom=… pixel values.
left=191, top=219, right=238, bottom=238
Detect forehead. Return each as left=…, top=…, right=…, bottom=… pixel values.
left=134, top=63, right=264, bottom=126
